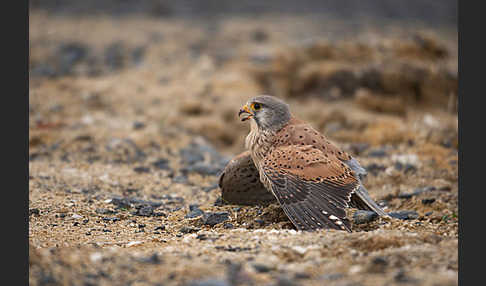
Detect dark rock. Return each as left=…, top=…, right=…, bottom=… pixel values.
left=96, top=208, right=116, bottom=215
left=252, top=263, right=273, bottom=273
left=223, top=223, right=234, bottom=229
left=179, top=147, right=204, bottom=165
left=30, top=64, right=57, bottom=78
left=398, top=186, right=436, bottom=199
left=125, top=188, right=139, bottom=194
left=294, top=272, right=311, bottom=279
left=353, top=210, right=378, bottom=224
left=152, top=158, right=170, bottom=170
left=360, top=68, right=383, bottom=91
left=196, top=233, right=209, bottom=240
left=180, top=140, right=229, bottom=168
left=133, top=166, right=150, bottom=173
left=111, top=197, right=163, bottom=210
left=394, top=269, right=418, bottom=284
left=132, top=46, right=146, bottom=66
left=202, top=212, right=230, bottom=226
left=389, top=210, right=419, bottom=220
left=111, top=198, right=132, bottom=209
left=215, top=246, right=252, bottom=252
left=82, top=188, right=99, bottom=195
left=139, top=253, right=162, bottom=264
left=181, top=162, right=222, bottom=176
left=133, top=121, right=146, bottom=130
left=57, top=42, right=89, bottom=75
left=368, top=257, right=388, bottom=273
left=395, top=162, right=417, bottom=174
left=75, top=135, right=93, bottom=141
left=439, top=186, right=452, bottom=191
left=29, top=208, right=40, bottom=216
left=202, top=184, right=219, bottom=192
left=135, top=205, right=154, bottom=217
left=105, top=138, right=146, bottom=164
left=105, top=42, right=126, bottom=70
left=367, top=148, right=388, bottom=157
left=29, top=152, right=47, bottom=161
left=102, top=217, right=120, bottom=222
left=252, top=29, right=269, bottom=42
left=154, top=225, right=166, bottom=231
left=403, top=164, right=417, bottom=174
left=349, top=143, right=370, bottom=155
left=365, top=163, right=386, bottom=175
left=421, top=198, right=436, bottom=205
left=180, top=226, right=200, bottom=234
left=185, top=205, right=204, bottom=218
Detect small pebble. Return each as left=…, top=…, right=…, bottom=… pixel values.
left=133, top=166, right=150, bottom=173
left=152, top=158, right=170, bottom=170
left=180, top=226, right=200, bottom=234
left=252, top=263, right=273, bottom=273
left=353, top=210, right=378, bottom=224
left=367, top=148, right=387, bottom=157
left=29, top=209, right=40, bottom=216
left=389, top=210, right=419, bottom=220
left=202, top=212, right=230, bottom=226
left=421, top=198, right=436, bottom=205
left=133, top=121, right=145, bottom=130
left=223, top=223, right=234, bottom=229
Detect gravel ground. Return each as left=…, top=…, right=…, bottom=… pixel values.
left=29, top=10, right=457, bottom=286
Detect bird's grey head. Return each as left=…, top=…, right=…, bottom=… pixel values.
left=238, top=95, right=291, bottom=132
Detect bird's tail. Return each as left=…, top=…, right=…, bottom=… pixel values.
left=353, top=184, right=388, bottom=217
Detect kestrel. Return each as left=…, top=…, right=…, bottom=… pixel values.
left=230, top=95, right=387, bottom=232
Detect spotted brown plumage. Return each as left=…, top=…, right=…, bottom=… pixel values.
left=237, top=95, right=388, bottom=231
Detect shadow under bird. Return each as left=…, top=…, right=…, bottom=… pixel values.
left=219, top=95, right=388, bottom=232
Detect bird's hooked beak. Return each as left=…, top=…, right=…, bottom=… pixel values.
left=238, top=104, right=253, bottom=122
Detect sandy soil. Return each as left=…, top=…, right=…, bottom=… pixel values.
left=29, top=11, right=458, bottom=286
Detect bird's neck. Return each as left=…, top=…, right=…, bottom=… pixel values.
left=245, top=122, right=276, bottom=167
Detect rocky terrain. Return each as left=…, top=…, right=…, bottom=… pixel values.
left=29, top=6, right=457, bottom=286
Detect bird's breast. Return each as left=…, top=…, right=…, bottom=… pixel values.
left=245, top=129, right=274, bottom=168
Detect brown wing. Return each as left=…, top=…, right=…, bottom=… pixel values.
left=275, top=119, right=387, bottom=217
left=275, top=119, right=352, bottom=162
left=219, top=151, right=276, bottom=205
left=261, top=145, right=359, bottom=231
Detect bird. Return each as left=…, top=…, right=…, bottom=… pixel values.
left=234, top=95, right=387, bottom=232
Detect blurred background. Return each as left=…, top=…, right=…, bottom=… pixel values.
left=29, top=2, right=458, bottom=286
left=29, top=0, right=458, bottom=154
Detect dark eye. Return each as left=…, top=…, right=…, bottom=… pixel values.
left=253, top=103, right=261, bottom=110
